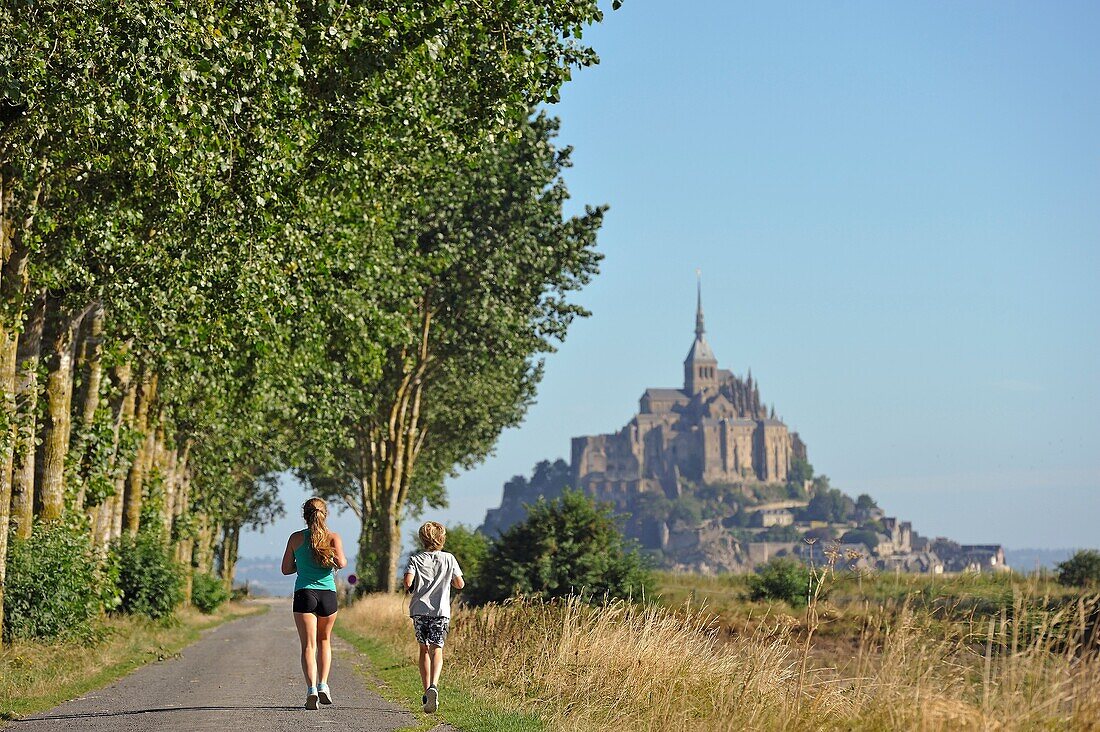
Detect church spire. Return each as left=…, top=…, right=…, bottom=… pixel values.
left=685, top=270, right=718, bottom=395
left=695, top=269, right=705, bottom=338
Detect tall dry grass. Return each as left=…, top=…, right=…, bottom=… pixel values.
left=343, top=589, right=1100, bottom=731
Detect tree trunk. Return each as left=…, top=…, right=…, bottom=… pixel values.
left=211, top=520, right=224, bottom=577
left=0, top=172, right=38, bottom=641
left=364, top=305, right=432, bottom=592
left=174, top=452, right=193, bottom=606
left=371, top=514, right=403, bottom=594
left=180, top=531, right=195, bottom=607
left=0, top=322, right=17, bottom=642
left=123, top=369, right=157, bottom=534
left=194, top=514, right=208, bottom=575
left=71, top=303, right=104, bottom=510
left=195, top=514, right=214, bottom=575
left=217, top=522, right=239, bottom=592
left=226, top=524, right=240, bottom=592
left=93, top=495, right=114, bottom=551
left=172, top=445, right=191, bottom=554
left=34, top=299, right=88, bottom=521
left=107, top=358, right=137, bottom=542
left=159, top=428, right=177, bottom=537
left=355, top=509, right=382, bottom=594
left=9, top=290, right=43, bottom=539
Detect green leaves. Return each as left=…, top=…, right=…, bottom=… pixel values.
left=470, top=490, right=652, bottom=605
left=1056, top=550, right=1100, bottom=588
left=1, top=1, right=608, bottom=577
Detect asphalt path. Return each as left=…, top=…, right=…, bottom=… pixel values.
left=8, top=599, right=453, bottom=732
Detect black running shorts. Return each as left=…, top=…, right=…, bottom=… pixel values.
left=292, top=589, right=338, bottom=617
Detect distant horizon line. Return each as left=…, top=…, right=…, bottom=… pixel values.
left=236, top=546, right=1091, bottom=562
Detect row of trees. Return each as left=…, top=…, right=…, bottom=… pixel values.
left=1, top=0, right=610, bottom=634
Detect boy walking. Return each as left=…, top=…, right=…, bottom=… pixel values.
left=403, top=521, right=464, bottom=714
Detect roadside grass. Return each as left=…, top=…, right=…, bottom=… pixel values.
left=0, top=601, right=266, bottom=720
left=346, top=577, right=1099, bottom=731
left=338, top=598, right=545, bottom=732
left=654, top=569, right=1085, bottom=650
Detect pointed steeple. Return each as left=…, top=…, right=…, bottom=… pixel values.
left=684, top=270, right=718, bottom=395
left=695, top=269, right=705, bottom=338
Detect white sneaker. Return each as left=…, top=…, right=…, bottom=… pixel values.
left=318, top=682, right=332, bottom=705
left=425, top=685, right=438, bottom=713
left=305, top=687, right=319, bottom=710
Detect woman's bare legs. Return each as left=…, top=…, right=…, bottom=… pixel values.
left=316, top=612, right=338, bottom=685
left=293, top=612, right=318, bottom=687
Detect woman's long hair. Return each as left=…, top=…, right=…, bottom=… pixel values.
left=302, top=498, right=336, bottom=568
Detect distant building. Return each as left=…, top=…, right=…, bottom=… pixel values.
left=572, top=282, right=804, bottom=510
left=879, top=552, right=944, bottom=574
left=880, top=517, right=913, bottom=554
left=478, top=282, right=1005, bottom=575
left=751, top=508, right=795, bottom=528
left=930, top=538, right=1010, bottom=573
left=954, top=545, right=1008, bottom=572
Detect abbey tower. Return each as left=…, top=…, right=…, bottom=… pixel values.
left=571, top=283, right=805, bottom=510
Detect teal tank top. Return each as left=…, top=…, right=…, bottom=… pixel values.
left=293, top=529, right=337, bottom=592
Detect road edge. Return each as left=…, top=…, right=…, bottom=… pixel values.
left=1, top=601, right=268, bottom=722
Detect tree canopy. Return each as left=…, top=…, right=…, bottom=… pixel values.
left=1056, top=550, right=1100, bottom=588
left=0, top=0, right=612, bottom=633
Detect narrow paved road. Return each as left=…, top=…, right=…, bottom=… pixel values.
left=9, top=600, right=449, bottom=732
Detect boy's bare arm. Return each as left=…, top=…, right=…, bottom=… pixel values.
left=451, top=575, right=465, bottom=589
left=403, top=572, right=414, bottom=592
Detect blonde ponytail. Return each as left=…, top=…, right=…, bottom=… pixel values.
left=303, top=498, right=336, bottom=568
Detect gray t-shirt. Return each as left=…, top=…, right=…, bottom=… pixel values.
left=405, top=550, right=463, bottom=618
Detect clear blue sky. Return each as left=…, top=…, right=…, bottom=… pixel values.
left=242, top=1, right=1099, bottom=559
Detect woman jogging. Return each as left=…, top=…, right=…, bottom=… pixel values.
left=281, top=497, right=348, bottom=710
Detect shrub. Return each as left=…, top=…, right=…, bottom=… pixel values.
left=803, top=487, right=855, bottom=523
left=855, top=493, right=878, bottom=512
left=2, top=520, right=105, bottom=642
left=443, top=524, right=490, bottom=597
left=471, top=490, right=652, bottom=605
left=803, top=526, right=836, bottom=542
left=112, top=527, right=183, bottom=619
left=1056, top=549, right=1100, bottom=588
left=669, top=495, right=705, bottom=525
left=788, top=456, right=814, bottom=484
left=748, top=557, right=813, bottom=607
left=840, top=528, right=881, bottom=551
left=190, top=573, right=230, bottom=613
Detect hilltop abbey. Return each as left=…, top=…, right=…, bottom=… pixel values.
left=481, top=282, right=1006, bottom=575
left=571, top=284, right=806, bottom=508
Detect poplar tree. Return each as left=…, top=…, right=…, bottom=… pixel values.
left=302, top=115, right=604, bottom=591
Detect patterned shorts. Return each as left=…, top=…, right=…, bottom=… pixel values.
left=412, top=615, right=450, bottom=647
